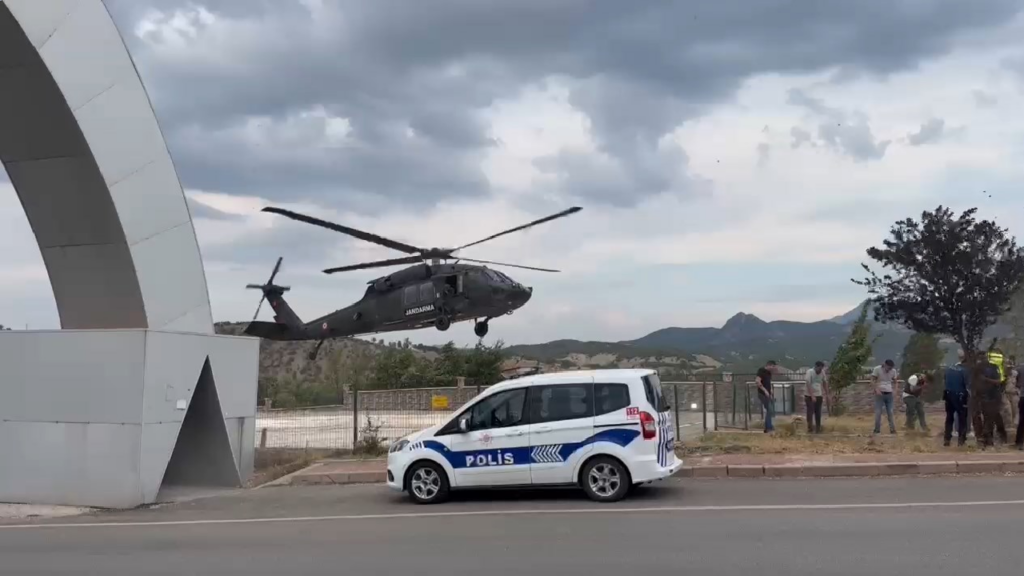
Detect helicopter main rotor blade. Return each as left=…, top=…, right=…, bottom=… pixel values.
left=323, top=255, right=423, bottom=274
left=262, top=207, right=421, bottom=255
left=452, top=206, right=582, bottom=252
left=459, top=257, right=561, bottom=272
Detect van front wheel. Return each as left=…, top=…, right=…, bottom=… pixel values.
left=581, top=456, right=631, bottom=503
left=406, top=461, right=450, bottom=504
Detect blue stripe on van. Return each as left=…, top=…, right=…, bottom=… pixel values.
left=421, top=428, right=641, bottom=469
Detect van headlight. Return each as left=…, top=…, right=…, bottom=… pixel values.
left=389, top=439, right=409, bottom=453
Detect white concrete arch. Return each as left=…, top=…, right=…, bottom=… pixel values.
left=0, top=0, right=213, bottom=333
left=0, top=0, right=257, bottom=509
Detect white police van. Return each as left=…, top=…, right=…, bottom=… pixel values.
left=386, top=368, right=682, bottom=504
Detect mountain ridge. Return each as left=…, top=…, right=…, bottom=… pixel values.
left=505, top=302, right=919, bottom=373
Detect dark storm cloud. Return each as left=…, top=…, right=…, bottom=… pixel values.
left=103, top=0, right=1023, bottom=212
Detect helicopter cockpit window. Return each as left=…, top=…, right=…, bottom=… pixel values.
left=483, top=269, right=504, bottom=283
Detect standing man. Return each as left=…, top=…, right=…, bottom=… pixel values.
left=871, top=359, right=898, bottom=435
left=756, top=360, right=778, bottom=434
left=943, top=349, right=970, bottom=447
left=976, top=351, right=1008, bottom=448
left=804, top=361, right=826, bottom=434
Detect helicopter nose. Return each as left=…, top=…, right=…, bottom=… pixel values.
left=513, top=285, right=532, bottom=307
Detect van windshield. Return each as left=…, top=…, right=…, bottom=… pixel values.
left=642, top=373, right=669, bottom=412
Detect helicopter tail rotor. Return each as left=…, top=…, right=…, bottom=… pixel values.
left=247, top=256, right=291, bottom=321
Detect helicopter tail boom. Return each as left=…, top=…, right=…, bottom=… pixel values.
left=243, top=320, right=309, bottom=341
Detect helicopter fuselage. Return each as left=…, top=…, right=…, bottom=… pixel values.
left=252, top=263, right=532, bottom=342
left=243, top=203, right=576, bottom=349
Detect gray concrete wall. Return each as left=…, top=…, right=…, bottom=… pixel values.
left=0, top=330, right=259, bottom=508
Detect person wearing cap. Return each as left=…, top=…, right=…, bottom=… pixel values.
left=870, top=359, right=898, bottom=435
left=804, top=361, right=826, bottom=434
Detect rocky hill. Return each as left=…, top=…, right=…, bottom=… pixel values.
left=219, top=296, right=1024, bottom=383
left=213, top=322, right=437, bottom=383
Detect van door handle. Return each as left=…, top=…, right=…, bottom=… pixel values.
left=509, top=429, right=525, bottom=436
left=535, top=425, right=552, bottom=432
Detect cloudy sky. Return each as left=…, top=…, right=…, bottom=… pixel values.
left=4, top=0, right=1024, bottom=346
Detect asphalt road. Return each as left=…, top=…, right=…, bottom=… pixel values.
left=3, top=476, right=1024, bottom=575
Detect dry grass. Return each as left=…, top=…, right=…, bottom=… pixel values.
left=681, top=415, right=995, bottom=456
left=246, top=447, right=349, bottom=487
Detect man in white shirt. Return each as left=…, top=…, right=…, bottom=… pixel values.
left=871, top=359, right=898, bottom=435
left=804, top=361, right=827, bottom=433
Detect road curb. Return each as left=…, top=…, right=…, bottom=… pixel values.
left=288, top=469, right=386, bottom=486
left=280, top=458, right=1024, bottom=486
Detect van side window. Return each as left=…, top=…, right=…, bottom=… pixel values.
left=529, top=383, right=594, bottom=424
left=467, top=388, right=527, bottom=431
left=594, top=383, right=630, bottom=415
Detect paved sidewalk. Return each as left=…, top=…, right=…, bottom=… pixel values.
left=277, top=451, right=1024, bottom=486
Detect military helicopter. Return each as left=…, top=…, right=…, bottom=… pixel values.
left=243, top=205, right=581, bottom=359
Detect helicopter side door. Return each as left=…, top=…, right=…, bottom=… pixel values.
left=398, top=281, right=438, bottom=323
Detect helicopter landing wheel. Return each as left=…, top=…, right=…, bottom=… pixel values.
left=474, top=320, right=489, bottom=338
left=435, top=314, right=452, bottom=332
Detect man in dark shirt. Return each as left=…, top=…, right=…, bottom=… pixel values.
left=756, top=360, right=778, bottom=433
left=975, top=352, right=1008, bottom=448
left=943, top=350, right=970, bottom=446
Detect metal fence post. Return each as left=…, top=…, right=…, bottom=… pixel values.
left=712, top=382, right=719, bottom=431
left=701, top=381, right=707, bottom=432
left=352, top=388, right=360, bottom=450
left=744, top=383, right=750, bottom=430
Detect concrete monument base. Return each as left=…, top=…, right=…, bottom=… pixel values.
left=0, top=329, right=259, bottom=509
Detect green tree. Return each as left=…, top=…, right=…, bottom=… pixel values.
left=323, top=345, right=375, bottom=400
left=432, top=341, right=466, bottom=386
left=463, top=339, right=506, bottom=386
left=828, top=302, right=878, bottom=415
left=855, top=206, right=1024, bottom=362
left=1001, top=285, right=1024, bottom=362
left=369, top=346, right=425, bottom=389
left=899, top=332, right=944, bottom=402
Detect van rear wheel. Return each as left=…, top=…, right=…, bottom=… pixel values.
left=581, top=456, right=631, bottom=503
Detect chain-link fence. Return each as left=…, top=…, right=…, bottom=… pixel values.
left=255, top=379, right=780, bottom=451
left=254, top=373, right=940, bottom=450
left=255, top=385, right=493, bottom=451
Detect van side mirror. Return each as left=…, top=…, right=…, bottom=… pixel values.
left=458, top=416, right=469, bottom=433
